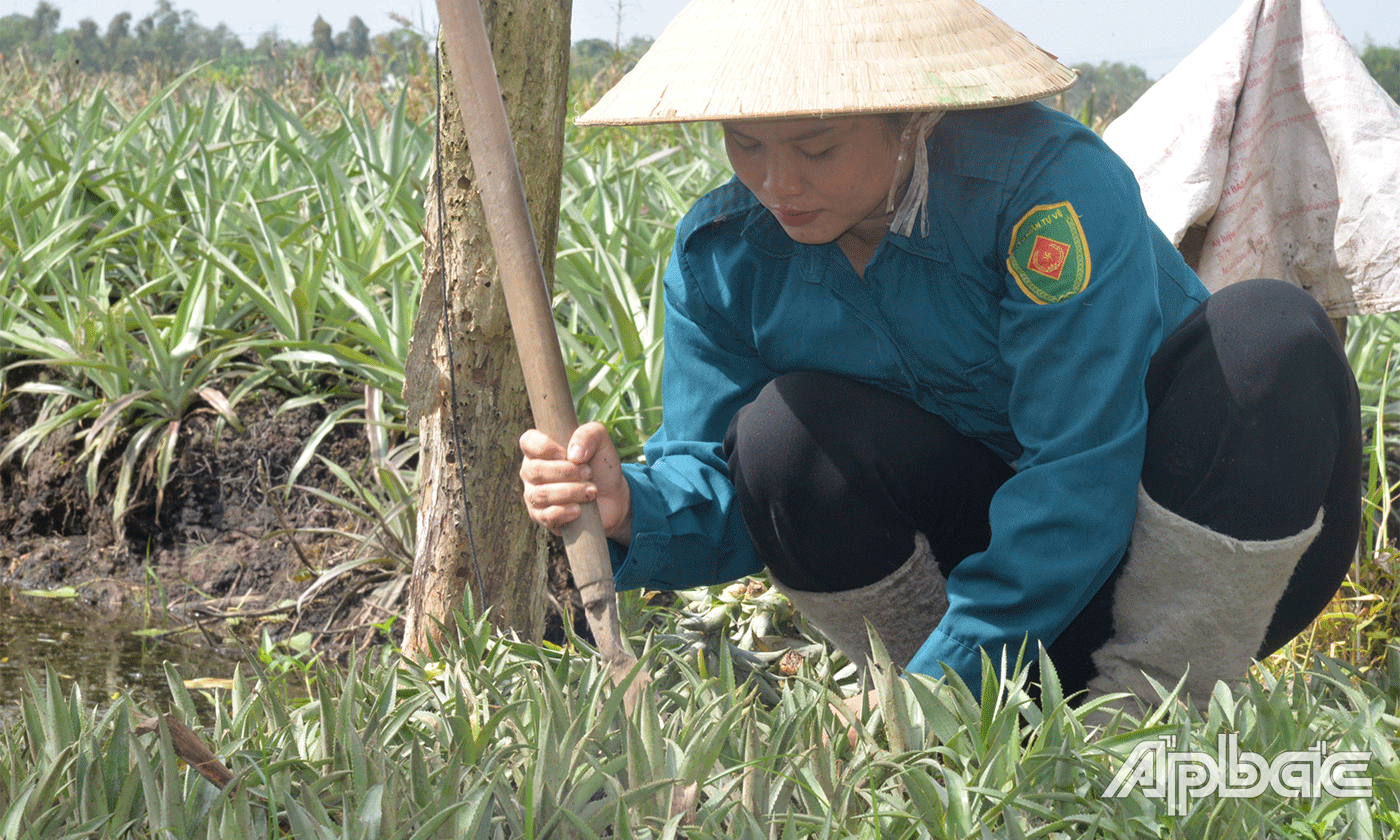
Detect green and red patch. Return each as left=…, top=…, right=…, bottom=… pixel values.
left=1006, top=201, right=1091, bottom=304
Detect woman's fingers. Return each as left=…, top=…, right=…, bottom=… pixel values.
left=568, top=423, right=633, bottom=543
left=530, top=502, right=584, bottom=534
left=518, top=423, right=630, bottom=541
left=565, top=422, right=613, bottom=463
left=519, top=429, right=579, bottom=534
left=520, top=454, right=591, bottom=486
left=525, top=480, right=596, bottom=510
left=519, top=427, right=565, bottom=460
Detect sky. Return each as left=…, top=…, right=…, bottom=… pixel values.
left=10, top=0, right=1400, bottom=79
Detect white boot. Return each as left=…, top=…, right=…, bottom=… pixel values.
left=770, top=532, right=947, bottom=669
left=1087, top=484, right=1324, bottom=713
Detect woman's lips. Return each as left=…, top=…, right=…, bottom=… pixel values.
left=773, top=207, right=820, bottom=227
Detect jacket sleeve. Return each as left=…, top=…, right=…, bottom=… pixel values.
left=905, top=122, right=1172, bottom=687
left=609, top=234, right=770, bottom=591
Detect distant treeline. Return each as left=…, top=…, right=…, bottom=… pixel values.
left=0, top=0, right=426, bottom=75
left=571, top=35, right=1400, bottom=120
left=3, top=1, right=1395, bottom=112
left=1365, top=42, right=1400, bottom=103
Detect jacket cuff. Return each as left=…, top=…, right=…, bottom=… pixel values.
left=609, top=465, right=668, bottom=591
left=905, top=627, right=983, bottom=688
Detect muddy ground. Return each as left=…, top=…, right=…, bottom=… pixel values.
left=0, top=371, right=581, bottom=665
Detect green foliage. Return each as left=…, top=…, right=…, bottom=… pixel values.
left=570, top=36, right=655, bottom=91
left=555, top=122, right=730, bottom=459
left=0, top=609, right=1397, bottom=837
left=310, top=16, right=335, bottom=62
left=1, top=0, right=244, bottom=74
left=1362, top=41, right=1400, bottom=103
left=1324, top=313, right=1400, bottom=666
left=0, top=65, right=430, bottom=536
left=0, top=1, right=426, bottom=78
left=1, top=30, right=1400, bottom=840
left=1049, top=61, right=1155, bottom=132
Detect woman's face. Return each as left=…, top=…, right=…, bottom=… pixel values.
left=722, top=115, right=906, bottom=248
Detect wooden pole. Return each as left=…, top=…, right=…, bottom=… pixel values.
left=433, top=0, right=640, bottom=688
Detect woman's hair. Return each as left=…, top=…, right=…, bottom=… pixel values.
left=882, top=113, right=911, bottom=141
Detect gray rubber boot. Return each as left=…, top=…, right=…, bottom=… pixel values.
left=771, top=532, right=947, bottom=670
left=1087, top=484, right=1324, bottom=716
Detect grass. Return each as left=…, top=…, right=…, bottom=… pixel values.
left=3, top=58, right=1400, bottom=838
left=0, top=605, right=1396, bottom=838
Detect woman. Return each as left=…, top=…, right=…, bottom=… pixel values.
left=519, top=0, right=1361, bottom=708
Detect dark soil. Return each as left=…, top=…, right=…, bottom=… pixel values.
left=0, top=369, right=583, bottom=665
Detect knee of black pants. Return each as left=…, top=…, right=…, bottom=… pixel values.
left=1141, top=278, right=1361, bottom=657
left=1052, top=280, right=1360, bottom=696
left=1143, top=278, right=1358, bottom=541
left=724, top=371, right=1013, bottom=593
left=724, top=372, right=907, bottom=592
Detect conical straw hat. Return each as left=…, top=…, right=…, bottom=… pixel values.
left=576, top=0, right=1079, bottom=125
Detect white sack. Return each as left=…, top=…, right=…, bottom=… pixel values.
left=1102, top=0, right=1400, bottom=316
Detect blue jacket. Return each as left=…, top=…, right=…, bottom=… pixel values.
left=610, top=102, right=1210, bottom=687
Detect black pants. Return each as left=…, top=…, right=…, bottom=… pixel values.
left=724, top=279, right=1361, bottom=698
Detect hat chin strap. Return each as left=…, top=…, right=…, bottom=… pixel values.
left=887, top=111, right=945, bottom=239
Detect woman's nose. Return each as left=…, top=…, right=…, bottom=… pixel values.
left=764, top=157, right=802, bottom=197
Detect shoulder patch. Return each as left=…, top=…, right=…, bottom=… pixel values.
left=1006, top=201, right=1091, bottom=304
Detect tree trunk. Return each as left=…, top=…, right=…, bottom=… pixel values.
left=401, top=0, right=571, bottom=656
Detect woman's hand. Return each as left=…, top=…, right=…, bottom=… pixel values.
left=519, top=422, right=632, bottom=546
left=830, top=689, right=879, bottom=750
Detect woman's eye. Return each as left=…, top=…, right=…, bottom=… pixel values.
left=800, top=146, right=836, bottom=161
left=726, top=135, right=760, bottom=152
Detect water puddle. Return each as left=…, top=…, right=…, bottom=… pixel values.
left=0, top=585, right=238, bottom=716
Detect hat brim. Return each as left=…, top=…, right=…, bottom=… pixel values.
left=576, top=0, right=1079, bottom=126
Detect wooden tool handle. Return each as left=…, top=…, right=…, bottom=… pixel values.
left=435, top=0, right=633, bottom=666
